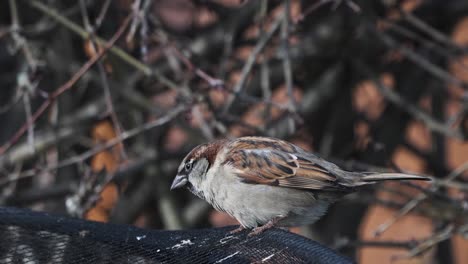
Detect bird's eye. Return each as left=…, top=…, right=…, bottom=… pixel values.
left=185, top=162, right=192, bottom=171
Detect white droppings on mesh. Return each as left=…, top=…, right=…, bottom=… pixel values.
left=78, top=230, right=90, bottom=238
left=219, top=235, right=234, bottom=244
left=171, top=239, right=194, bottom=249
left=261, top=248, right=286, bottom=262
left=214, top=251, right=240, bottom=263
left=136, top=235, right=146, bottom=241
left=261, top=253, right=275, bottom=262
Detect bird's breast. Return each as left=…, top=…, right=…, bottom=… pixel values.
left=204, top=167, right=328, bottom=228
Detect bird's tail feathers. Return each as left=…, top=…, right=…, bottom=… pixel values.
left=359, top=173, right=431, bottom=182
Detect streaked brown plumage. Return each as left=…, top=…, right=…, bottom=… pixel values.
left=171, top=136, right=431, bottom=235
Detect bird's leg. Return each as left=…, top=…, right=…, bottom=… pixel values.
left=229, top=225, right=246, bottom=234
left=248, top=217, right=284, bottom=237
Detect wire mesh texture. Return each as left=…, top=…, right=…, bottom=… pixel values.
left=0, top=207, right=353, bottom=264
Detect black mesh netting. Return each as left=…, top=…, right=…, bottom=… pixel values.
left=0, top=207, right=353, bottom=263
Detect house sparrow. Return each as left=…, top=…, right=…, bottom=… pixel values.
left=170, top=136, right=430, bottom=235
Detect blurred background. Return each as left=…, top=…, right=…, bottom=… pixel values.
left=0, top=0, right=467, bottom=263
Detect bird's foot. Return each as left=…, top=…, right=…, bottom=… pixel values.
left=247, top=217, right=283, bottom=237
left=229, top=225, right=246, bottom=235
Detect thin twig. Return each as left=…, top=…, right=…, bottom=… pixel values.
left=28, top=0, right=152, bottom=76
left=79, top=0, right=128, bottom=160
left=392, top=224, right=455, bottom=260
left=222, top=14, right=283, bottom=113
left=51, top=105, right=184, bottom=172
left=0, top=14, right=133, bottom=155
left=441, top=161, right=468, bottom=183
left=401, top=11, right=461, bottom=51
left=169, top=45, right=224, bottom=89
left=9, top=0, right=40, bottom=70
left=384, top=20, right=468, bottom=72
left=281, top=0, right=296, bottom=134
left=126, top=0, right=142, bottom=45
left=192, top=105, right=215, bottom=140
left=0, top=87, right=21, bottom=114
left=296, top=0, right=334, bottom=23
left=374, top=161, right=468, bottom=236
left=259, top=0, right=272, bottom=126
left=0, top=105, right=186, bottom=186
left=140, top=0, right=151, bottom=62
left=356, top=61, right=463, bottom=139
left=0, top=163, right=22, bottom=203
left=373, top=193, right=426, bottom=237
left=94, top=0, right=112, bottom=28
left=371, top=24, right=468, bottom=90
left=296, top=0, right=360, bottom=23
left=22, top=92, right=34, bottom=154
left=8, top=0, right=19, bottom=29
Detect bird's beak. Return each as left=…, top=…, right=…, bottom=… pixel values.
left=170, top=174, right=188, bottom=190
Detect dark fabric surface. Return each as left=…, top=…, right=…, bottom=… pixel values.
left=0, top=207, right=353, bottom=263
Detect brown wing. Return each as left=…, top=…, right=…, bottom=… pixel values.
left=224, top=146, right=351, bottom=191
